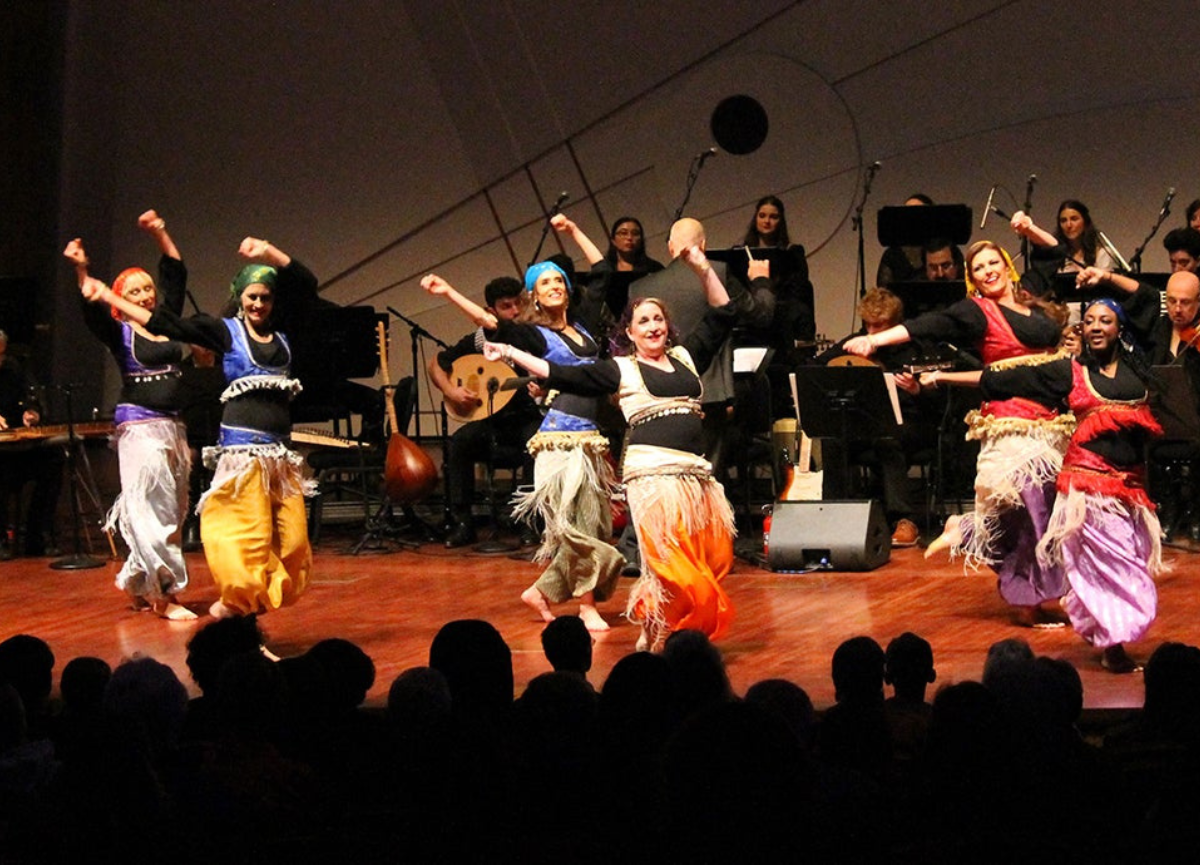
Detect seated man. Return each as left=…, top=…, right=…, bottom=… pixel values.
left=922, top=237, right=962, bottom=282
left=1163, top=227, right=1200, bottom=274
left=429, top=277, right=542, bottom=548
left=813, top=289, right=945, bottom=546
left=0, top=329, right=63, bottom=558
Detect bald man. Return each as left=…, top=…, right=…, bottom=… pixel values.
left=629, top=217, right=774, bottom=473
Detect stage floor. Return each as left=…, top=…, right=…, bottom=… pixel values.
left=4, top=531, right=1198, bottom=710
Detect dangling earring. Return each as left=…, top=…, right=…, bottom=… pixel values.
left=236, top=308, right=245, bottom=320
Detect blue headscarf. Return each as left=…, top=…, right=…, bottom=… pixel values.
left=524, top=261, right=569, bottom=293
left=1083, top=297, right=1135, bottom=355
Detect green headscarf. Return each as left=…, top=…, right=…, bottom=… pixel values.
left=229, top=264, right=278, bottom=302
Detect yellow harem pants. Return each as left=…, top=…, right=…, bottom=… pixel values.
left=200, top=459, right=311, bottom=615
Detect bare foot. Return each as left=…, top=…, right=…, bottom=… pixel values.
left=208, top=600, right=238, bottom=619
left=153, top=599, right=199, bottom=621
left=636, top=627, right=650, bottom=652
left=520, top=586, right=555, bottom=623
left=924, top=514, right=962, bottom=559
left=579, top=604, right=609, bottom=632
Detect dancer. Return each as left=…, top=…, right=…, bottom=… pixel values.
left=485, top=242, right=737, bottom=651
left=421, top=215, right=622, bottom=631
left=81, top=237, right=316, bottom=618
left=978, top=299, right=1163, bottom=672
left=64, top=212, right=196, bottom=619
left=845, top=241, right=1072, bottom=627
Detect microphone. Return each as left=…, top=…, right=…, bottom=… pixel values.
left=980, top=185, right=997, bottom=229
left=549, top=191, right=569, bottom=217
left=866, top=160, right=882, bottom=178
left=697, top=147, right=718, bottom=165
left=1027, top=173, right=1038, bottom=185
left=1159, top=187, right=1176, bottom=219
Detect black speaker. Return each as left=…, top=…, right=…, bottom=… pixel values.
left=766, top=500, right=891, bottom=572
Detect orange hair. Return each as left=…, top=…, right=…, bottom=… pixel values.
left=110, top=267, right=152, bottom=320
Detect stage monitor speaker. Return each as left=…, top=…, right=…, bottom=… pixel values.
left=767, top=500, right=891, bottom=572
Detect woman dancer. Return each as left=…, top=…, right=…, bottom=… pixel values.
left=81, top=237, right=316, bottom=618
left=977, top=299, right=1162, bottom=672
left=421, top=215, right=623, bottom=631
left=485, top=242, right=736, bottom=651
left=64, top=211, right=196, bottom=620
left=845, top=241, right=1072, bottom=627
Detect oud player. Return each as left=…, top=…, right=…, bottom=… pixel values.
left=428, top=276, right=542, bottom=548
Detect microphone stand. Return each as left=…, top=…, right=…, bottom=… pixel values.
left=1128, top=203, right=1174, bottom=275
left=386, top=306, right=448, bottom=441
left=673, top=151, right=716, bottom=221
left=1021, top=176, right=1036, bottom=272
left=528, top=193, right=569, bottom=268
left=49, top=383, right=104, bottom=570
left=473, top=379, right=518, bottom=554
left=851, top=162, right=881, bottom=300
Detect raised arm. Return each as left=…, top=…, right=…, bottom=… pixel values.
left=238, top=236, right=291, bottom=268
left=421, top=274, right=498, bottom=329
left=80, top=275, right=151, bottom=326
left=1010, top=210, right=1059, bottom=249
left=681, top=244, right=730, bottom=308
left=62, top=238, right=90, bottom=286
left=139, top=209, right=180, bottom=260
left=551, top=214, right=604, bottom=265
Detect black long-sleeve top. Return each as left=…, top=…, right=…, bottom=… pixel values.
left=544, top=302, right=737, bottom=454
left=982, top=355, right=1148, bottom=468
left=145, top=259, right=317, bottom=438
left=80, top=255, right=189, bottom=414
left=905, top=297, right=1062, bottom=363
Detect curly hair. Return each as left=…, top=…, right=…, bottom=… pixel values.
left=608, top=297, right=681, bottom=357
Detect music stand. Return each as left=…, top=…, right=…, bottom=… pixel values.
left=49, top=384, right=104, bottom=570
left=877, top=204, right=974, bottom=248
left=887, top=279, right=967, bottom=319
left=790, top=366, right=901, bottom=498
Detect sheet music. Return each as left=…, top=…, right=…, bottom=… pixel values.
left=882, top=373, right=905, bottom=427
left=733, top=346, right=770, bottom=374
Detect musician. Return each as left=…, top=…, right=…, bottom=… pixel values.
left=82, top=238, right=317, bottom=619
left=734, top=195, right=817, bottom=419
left=428, top=276, right=541, bottom=548
left=876, top=193, right=934, bottom=287
left=64, top=213, right=196, bottom=618
left=1162, top=227, right=1200, bottom=274
left=923, top=237, right=962, bottom=282
left=0, top=329, right=63, bottom=559
left=1011, top=200, right=1114, bottom=274
left=815, top=288, right=942, bottom=547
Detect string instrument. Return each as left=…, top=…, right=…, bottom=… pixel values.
left=376, top=321, right=438, bottom=503
left=290, top=427, right=362, bottom=449
left=446, top=353, right=521, bottom=422
left=0, top=421, right=114, bottom=444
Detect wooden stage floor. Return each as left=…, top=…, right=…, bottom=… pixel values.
left=4, top=531, right=1199, bottom=711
